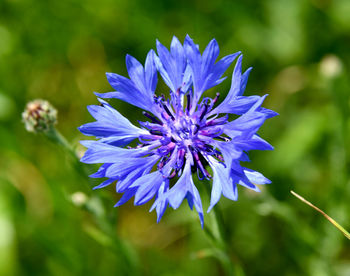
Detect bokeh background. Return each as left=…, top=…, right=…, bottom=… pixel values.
left=1, top=0, right=350, bottom=275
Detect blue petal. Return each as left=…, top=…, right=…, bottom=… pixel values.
left=153, top=54, right=174, bottom=92
left=133, top=171, right=164, bottom=205
left=150, top=180, right=169, bottom=223
left=186, top=193, right=194, bottom=210
left=116, top=167, right=149, bottom=193
left=240, top=67, right=253, bottom=96
left=156, top=39, right=176, bottom=91
left=167, top=160, right=204, bottom=227
left=184, top=35, right=239, bottom=110
left=207, top=156, right=239, bottom=213
left=223, top=96, right=269, bottom=139
left=79, top=100, right=143, bottom=140
left=102, top=73, right=154, bottom=111
left=79, top=118, right=141, bottom=138
left=114, top=188, right=137, bottom=207
left=211, top=56, right=257, bottom=116
left=238, top=180, right=260, bottom=192
left=231, top=163, right=260, bottom=192
left=184, top=35, right=202, bottom=93
left=210, top=95, right=261, bottom=115
left=214, top=140, right=243, bottom=168
left=259, top=107, right=279, bottom=118
left=207, top=157, right=225, bottom=212
left=167, top=163, right=191, bottom=209
left=80, top=141, right=151, bottom=164
left=189, top=185, right=204, bottom=228
left=97, top=136, right=138, bottom=147
left=223, top=112, right=267, bottom=139
left=96, top=52, right=158, bottom=113
left=170, top=36, right=186, bottom=88
left=234, top=135, right=274, bottom=151
left=114, top=155, right=160, bottom=193
left=126, top=54, right=147, bottom=93
left=106, top=72, right=139, bottom=95
left=204, top=53, right=240, bottom=92
left=201, top=39, right=219, bottom=78
left=144, top=50, right=158, bottom=92
left=239, top=152, right=251, bottom=162
left=182, top=64, right=192, bottom=92
left=244, top=169, right=271, bottom=185
left=223, top=178, right=238, bottom=201
left=228, top=54, right=243, bottom=99
left=105, top=155, right=159, bottom=179
left=93, top=178, right=116, bottom=190
left=154, top=36, right=187, bottom=92
left=89, top=163, right=111, bottom=178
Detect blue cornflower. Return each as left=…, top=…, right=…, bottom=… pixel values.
left=79, top=35, right=277, bottom=227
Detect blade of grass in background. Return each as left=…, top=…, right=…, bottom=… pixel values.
left=291, top=190, right=350, bottom=240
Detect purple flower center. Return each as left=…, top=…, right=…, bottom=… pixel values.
left=139, top=90, right=227, bottom=181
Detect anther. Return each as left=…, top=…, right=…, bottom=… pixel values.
left=186, top=93, right=191, bottom=114
left=216, top=136, right=231, bottom=142
left=212, top=92, right=220, bottom=105
left=190, top=147, right=211, bottom=179
left=150, top=130, right=163, bottom=136
left=215, top=154, right=224, bottom=162
left=168, top=170, right=177, bottom=179
left=199, top=104, right=209, bottom=121
left=142, top=111, right=162, bottom=125
left=160, top=102, right=175, bottom=120
left=158, top=158, right=165, bottom=170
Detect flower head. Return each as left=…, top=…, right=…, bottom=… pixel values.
left=79, top=35, right=277, bottom=227
left=22, top=99, right=57, bottom=133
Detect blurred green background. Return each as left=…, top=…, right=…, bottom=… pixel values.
left=1, top=0, right=350, bottom=275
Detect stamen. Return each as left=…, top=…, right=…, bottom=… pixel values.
left=168, top=170, right=177, bottom=179
left=189, top=146, right=211, bottom=179
left=139, top=134, right=162, bottom=143
left=158, top=156, right=166, bottom=170
left=142, top=111, right=162, bottom=125
left=203, top=144, right=222, bottom=156
left=215, top=154, right=224, bottom=162
left=150, top=130, right=163, bottom=136
left=199, top=127, right=223, bottom=137
left=176, top=148, right=185, bottom=169
left=186, top=93, right=191, bottom=114
left=197, top=168, right=205, bottom=180
left=192, top=124, right=199, bottom=135
left=199, top=103, right=209, bottom=121
left=160, top=102, right=175, bottom=120
left=206, top=114, right=228, bottom=126
left=212, top=92, right=220, bottom=105
left=216, top=136, right=231, bottom=142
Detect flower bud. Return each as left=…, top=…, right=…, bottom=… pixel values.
left=319, top=54, right=343, bottom=79
left=22, top=99, right=57, bottom=133
left=71, top=192, right=88, bottom=207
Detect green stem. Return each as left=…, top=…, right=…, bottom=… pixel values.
left=213, top=207, right=234, bottom=276
left=203, top=180, right=235, bottom=276
left=46, top=127, right=78, bottom=159
left=46, top=127, right=92, bottom=192
left=44, top=127, right=140, bottom=273
left=212, top=203, right=228, bottom=248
